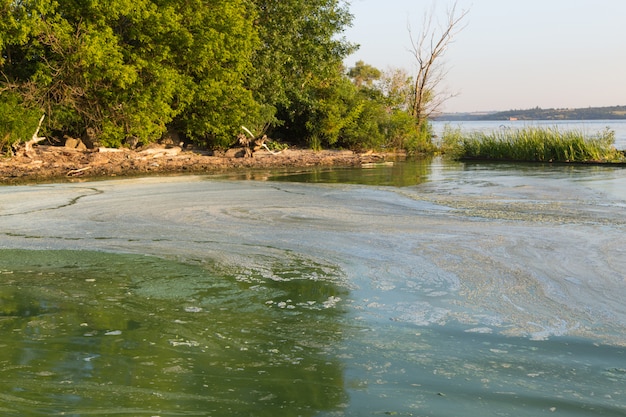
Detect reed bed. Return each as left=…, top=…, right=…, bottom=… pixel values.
left=442, top=126, right=625, bottom=163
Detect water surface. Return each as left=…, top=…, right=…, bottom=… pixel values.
left=1, top=160, right=625, bottom=416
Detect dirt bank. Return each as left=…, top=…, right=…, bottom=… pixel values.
left=0, top=145, right=402, bottom=184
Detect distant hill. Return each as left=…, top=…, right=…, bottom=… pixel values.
left=434, top=105, right=626, bottom=121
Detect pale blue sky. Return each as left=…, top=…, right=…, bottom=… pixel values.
left=344, top=0, right=626, bottom=113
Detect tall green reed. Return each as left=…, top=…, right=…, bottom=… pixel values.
left=442, top=125, right=624, bottom=163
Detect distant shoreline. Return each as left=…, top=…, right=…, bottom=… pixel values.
left=435, top=105, right=626, bottom=122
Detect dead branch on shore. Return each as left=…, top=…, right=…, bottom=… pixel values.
left=241, top=126, right=255, bottom=139
left=23, top=114, right=47, bottom=153
left=261, top=142, right=282, bottom=155
left=237, top=133, right=253, bottom=158
left=238, top=126, right=278, bottom=158
left=66, top=166, right=92, bottom=177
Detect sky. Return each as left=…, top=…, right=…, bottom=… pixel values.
left=344, top=0, right=626, bottom=113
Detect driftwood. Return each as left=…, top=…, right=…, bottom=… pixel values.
left=23, top=114, right=47, bottom=153
left=237, top=126, right=280, bottom=157
left=139, top=146, right=182, bottom=158
left=261, top=142, right=282, bottom=155
left=98, top=147, right=126, bottom=153
left=67, top=166, right=92, bottom=177
left=241, top=126, right=255, bottom=139
left=237, top=133, right=253, bottom=158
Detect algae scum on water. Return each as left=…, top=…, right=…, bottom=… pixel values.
left=2, top=249, right=624, bottom=417
left=0, top=249, right=349, bottom=417
left=1, top=166, right=626, bottom=416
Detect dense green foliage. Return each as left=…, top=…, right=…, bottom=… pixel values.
left=442, top=126, right=625, bottom=163
left=1, top=0, right=259, bottom=148
left=1, top=0, right=432, bottom=152
left=0, top=91, right=42, bottom=151
left=250, top=0, right=354, bottom=133
left=314, top=63, right=434, bottom=153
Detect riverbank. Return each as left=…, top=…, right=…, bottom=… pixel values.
left=0, top=145, right=401, bottom=184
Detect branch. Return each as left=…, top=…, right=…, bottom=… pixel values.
left=241, top=126, right=255, bottom=138
left=67, top=166, right=92, bottom=177
left=261, top=143, right=282, bottom=155
left=23, top=114, right=46, bottom=152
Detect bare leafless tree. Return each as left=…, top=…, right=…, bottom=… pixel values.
left=408, top=1, right=469, bottom=128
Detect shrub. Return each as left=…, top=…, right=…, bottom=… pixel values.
left=0, top=92, right=43, bottom=154
left=403, top=121, right=436, bottom=155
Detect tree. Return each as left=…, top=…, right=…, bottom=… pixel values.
left=1, top=0, right=361, bottom=151
left=408, top=1, right=468, bottom=127
left=378, top=68, right=413, bottom=112
left=249, top=0, right=356, bottom=142
left=169, top=0, right=261, bottom=148
left=2, top=0, right=183, bottom=146
left=342, top=62, right=422, bottom=152
left=0, top=0, right=259, bottom=148
left=347, top=60, right=381, bottom=88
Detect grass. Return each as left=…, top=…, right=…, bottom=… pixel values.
left=442, top=125, right=625, bottom=163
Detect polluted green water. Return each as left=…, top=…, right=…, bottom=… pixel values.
left=0, top=249, right=348, bottom=416
left=3, top=251, right=624, bottom=417
left=1, top=160, right=626, bottom=416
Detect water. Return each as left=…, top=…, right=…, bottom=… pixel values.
left=432, top=119, right=626, bottom=149
left=0, top=250, right=347, bottom=416
left=1, top=160, right=626, bottom=416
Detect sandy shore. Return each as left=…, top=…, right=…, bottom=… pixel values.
left=0, top=145, right=401, bottom=184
